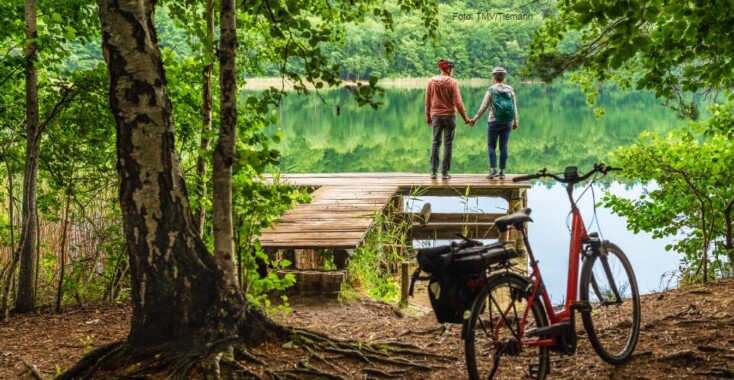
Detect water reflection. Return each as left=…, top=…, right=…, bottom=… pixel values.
left=271, top=84, right=684, bottom=174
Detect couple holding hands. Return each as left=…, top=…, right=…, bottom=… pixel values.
left=425, top=59, right=519, bottom=180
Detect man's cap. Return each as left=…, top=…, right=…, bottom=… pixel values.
left=438, top=59, right=456, bottom=70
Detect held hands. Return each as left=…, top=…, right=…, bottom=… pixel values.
left=465, top=117, right=476, bottom=127
left=512, top=121, right=518, bottom=130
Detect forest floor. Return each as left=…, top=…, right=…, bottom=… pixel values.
left=1, top=278, right=734, bottom=379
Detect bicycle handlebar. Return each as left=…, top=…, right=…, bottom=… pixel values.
left=512, top=163, right=621, bottom=184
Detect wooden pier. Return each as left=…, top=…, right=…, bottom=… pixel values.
left=259, top=173, right=530, bottom=296
left=260, top=173, right=529, bottom=251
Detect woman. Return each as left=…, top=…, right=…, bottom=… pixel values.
left=470, top=67, right=519, bottom=179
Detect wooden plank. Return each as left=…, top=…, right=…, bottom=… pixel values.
left=400, top=213, right=505, bottom=224
left=289, top=206, right=382, bottom=212
left=264, top=243, right=359, bottom=250
left=259, top=231, right=365, bottom=238
left=259, top=237, right=364, bottom=243
left=274, top=217, right=374, bottom=223
left=261, top=229, right=369, bottom=235
left=268, top=219, right=374, bottom=226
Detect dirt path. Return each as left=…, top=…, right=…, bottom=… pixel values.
left=2, top=279, right=733, bottom=379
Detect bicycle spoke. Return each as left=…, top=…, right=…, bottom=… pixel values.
left=465, top=275, right=549, bottom=380
left=599, top=254, right=622, bottom=303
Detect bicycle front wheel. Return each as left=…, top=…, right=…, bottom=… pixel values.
left=580, top=242, right=641, bottom=364
left=464, top=273, right=549, bottom=380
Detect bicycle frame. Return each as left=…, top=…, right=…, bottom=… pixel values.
left=468, top=164, right=639, bottom=380
left=518, top=182, right=589, bottom=347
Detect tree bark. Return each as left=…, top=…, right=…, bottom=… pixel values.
left=724, top=197, right=733, bottom=273
left=15, top=0, right=40, bottom=313
left=193, top=0, right=215, bottom=238
left=213, top=0, right=237, bottom=285
left=56, top=183, right=73, bottom=313
left=97, top=0, right=242, bottom=347
left=0, top=142, right=18, bottom=319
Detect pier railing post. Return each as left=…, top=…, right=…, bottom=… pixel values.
left=509, top=188, right=527, bottom=251
left=400, top=261, right=409, bottom=308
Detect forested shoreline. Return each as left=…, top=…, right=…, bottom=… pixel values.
left=264, top=1, right=559, bottom=80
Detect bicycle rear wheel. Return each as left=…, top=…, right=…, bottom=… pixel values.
left=464, top=273, right=549, bottom=380
left=580, top=242, right=640, bottom=364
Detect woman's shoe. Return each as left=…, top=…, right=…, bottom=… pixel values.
left=487, top=168, right=498, bottom=179
left=499, top=170, right=505, bottom=179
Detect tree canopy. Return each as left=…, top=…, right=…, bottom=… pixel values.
left=527, top=0, right=734, bottom=118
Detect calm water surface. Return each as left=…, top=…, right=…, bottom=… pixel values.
left=268, top=83, right=686, bottom=297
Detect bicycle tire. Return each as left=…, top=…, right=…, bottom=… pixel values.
left=464, top=273, right=550, bottom=380
left=580, top=242, right=641, bottom=364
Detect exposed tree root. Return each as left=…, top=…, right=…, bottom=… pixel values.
left=399, top=325, right=448, bottom=336
left=269, top=367, right=349, bottom=380
left=57, top=309, right=456, bottom=379
left=56, top=341, right=125, bottom=380
left=235, top=346, right=266, bottom=365
left=19, top=357, right=44, bottom=380
left=278, top=327, right=456, bottom=377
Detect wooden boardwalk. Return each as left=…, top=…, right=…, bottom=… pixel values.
left=257, top=185, right=399, bottom=250
left=259, top=173, right=530, bottom=252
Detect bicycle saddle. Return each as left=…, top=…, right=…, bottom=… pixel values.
left=495, top=208, right=533, bottom=232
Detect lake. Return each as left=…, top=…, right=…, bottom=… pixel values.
left=268, top=82, right=686, bottom=299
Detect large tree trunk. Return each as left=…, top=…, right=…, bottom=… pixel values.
left=96, top=0, right=243, bottom=348
left=213, top=0, right=237, bottom=285
left=15, top=0, right=40, bottom=313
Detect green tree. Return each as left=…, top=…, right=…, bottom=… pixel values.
left=526, top=0, right=734, bottom=118
left=602, top=104, right=734, bottom=283
left=15, top=0, right=41, bottom=314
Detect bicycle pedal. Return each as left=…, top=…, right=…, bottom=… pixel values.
left=529, top=364, right=539, bottom=379
left=528, top=363, right=549, bottom=379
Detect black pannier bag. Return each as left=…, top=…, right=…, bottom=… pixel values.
left=412, top=240, right=520, bottom=324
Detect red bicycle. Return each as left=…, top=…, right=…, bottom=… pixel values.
left=463, top=164, right=641, bottom=379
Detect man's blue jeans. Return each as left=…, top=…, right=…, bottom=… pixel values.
left=488, top=120, right=512, bottom=170
left=430, top=115, right=457, bottom=175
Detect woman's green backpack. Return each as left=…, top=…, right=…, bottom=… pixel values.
left=490, top=87, right=515, bottom=123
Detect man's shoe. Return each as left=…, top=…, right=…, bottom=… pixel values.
left=499, top=170, right=506, bottom=179
left=430, top=171, right=438, bottom=179
left=487, top=168, right=497, bottom=179
left=441, top=173, right=451, bottom=180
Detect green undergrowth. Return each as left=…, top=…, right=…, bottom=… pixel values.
left=344, top=189, right=424, bottom=303
left=235, top=173, right=311, bottom=315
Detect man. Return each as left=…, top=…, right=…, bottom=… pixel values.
left=470, top=66, right=519, bottom=180
left=425, top=59, right=471, bottom=180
